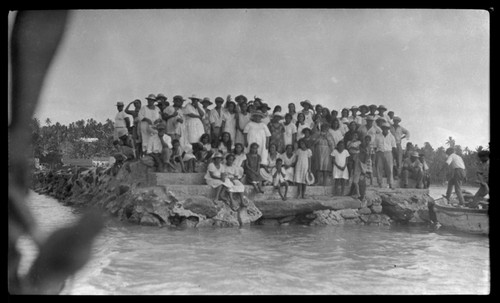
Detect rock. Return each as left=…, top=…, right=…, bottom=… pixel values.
left=179, top=216, right=199, bottom=228
left=212, top=206, right=240, bottom=227
left=309, top=210, right=345, bottom=226
left=140, top=212, right=162, bottom=226
left=118, top=184, right=130, bottom=196
left=140, top=156, right=155, bottom=167
left=358, top=207, right=372, bottom=215
left=380, top=192, right=431, bottom=223
left=339, top=209, right=359, bottom=219
left=182, top=196, right=218, bottom=218
left=259, top=218, right=281, bottom=226
left=370, top=205, right=383, bottom=214
left=344, top=218, right=362, bottom=225
left=196, top=218, right=215, bottom=228
left=278, top=216, right=297, bottom=224
left=364, top=214, right=392, bottom=226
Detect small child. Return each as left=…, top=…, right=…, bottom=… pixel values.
left=272, top=158, right=288, bottom=201
left=170, top=139, right=196, bottom=173
left=331, top=140, right=350, bottom=196
left=363, top=135, right=374, bottom=186
left=294, top=138, right=312, bottom=199
left=244, top=142, right=265, bottom=193
left=193, top=133, right=214, bottom=163
left=347, top=132, right=362, bottom=186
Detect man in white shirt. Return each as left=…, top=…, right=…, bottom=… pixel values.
left=209, top=97, right=225, bottom=146
left=440, top=147, right=466, bottom=205
left=114, top=101, right=129, bottom=140
left=377, top=105, right=390, bottom=123
left=374, top=122, right=397, bottom=188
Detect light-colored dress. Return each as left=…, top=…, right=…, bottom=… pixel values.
left=223, top=164, right=245, bottom=193
left=222, top=110, right=237, bottom=143
left=205, top=162, right=233, bottom=189
left=138, top=105, right=161, bottom=151
left=235, top=112, right=251, bottom=146
left=279, top=152, right=296, bottom=182
left=296, top=122, right=308, bottom=140
left=312, top=131, right=334, bottom=172
left=294, top=148, right=312, bottom=184
left=260, top=152, right=279, bottom=183
left=243, top=121, right=271, bottom=165
left=183, top=103, right=205, bottom=144
left=331, top=149, right=350, bottom=180
left=233, top=153, right=247, bottom=168
left=328, top=128, right=344, bottom=148
left=283, top=122, right=297, bottom=147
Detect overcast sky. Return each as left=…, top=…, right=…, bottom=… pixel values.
left=10, top=9, right=490, bottom=150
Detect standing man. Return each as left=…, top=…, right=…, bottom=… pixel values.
left=184, top=94, right=205, bottom=144
left=377, top=105, right=389, bottom=122
left=358, top=105, right=369, bottom=126
left=210, top=97, right=225, bottom=147
left=390, top=116, right=410, bottom=178
left=163, top=95, right=185, bottom=141
left=200, top=97, right=213, bottom=139
left=471, top=150, right=489, bottom=207
left=440, top=147, right=466, bottom=205
left=368, top=104, right=378, bottom=119
left=374, top=122, right=397, bottom=189
left=401, top=151, right=424, bottom=188
left=114, top=101, right=129, bottom=141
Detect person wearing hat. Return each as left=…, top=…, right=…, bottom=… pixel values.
left=235, top=101, right=251, bottom=146
left=209, top=97, right=225, bottom=147
left=299, top=100, right=315, bottom=128
left=377, top=105, right=389, bottom=123
left=204, top=151, right=234, bottom=203
left=200, top=97, right=213, bottom=136
left=243, top=110, right=271, bottom=166
left=390, top=116, right=410, bottom=178
left=400, top=151, right=424, bottom=188
left=155, top=93, right=169, bottom=112
left=373, top=122, right=397, bottom=189
left=438, top=147, right=466, bottom=205
left=358, top=105, right=369, bottom=126
left=259, top=103, right=271, bottom=125
left=348, top=106, right=361, bottom=125
left=114, top=101, right=129, bottom=141
left=184, top=94, right=206, bottom=144
left=368, top=104, right=378, bottom=117
left=387, top=110, right=395, bottom=126
left=137, top=94, right=162, bottom=154
left=163, top=95, right=185, bottom=141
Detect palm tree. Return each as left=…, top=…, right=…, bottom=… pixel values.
left=445, top=136, right=455, bottom=148
left=475, top=145, right=484, bottom=153
left=45, top=118, right=52, bottom=127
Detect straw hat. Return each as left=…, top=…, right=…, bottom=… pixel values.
left=251, top=110, right=265, bottom=118
left=378, top=105, right=387, bottom=111
left=393, top=116, right=402, bottom=122
left=212, top=152, right=224, bottom=159
left=156, top=94, right=167, bottom=100
left=410, top=151, right=419, bottom=157
left=116, top=102, right=124, bottom=106
left=188, top=94, right=201, bottom=100
left=146, top=94, right=157, bottom=101
left=201, top=97, right=213, bottom=105
left=300, top=99, right=313, bottom=108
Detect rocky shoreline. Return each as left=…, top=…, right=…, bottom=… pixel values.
left=30, top=159, right=435, bottom=228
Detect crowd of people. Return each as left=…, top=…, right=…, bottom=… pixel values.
left=113, top=93, right=434, bottom=208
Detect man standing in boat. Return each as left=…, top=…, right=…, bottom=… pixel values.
left=440, top=147, right=466, bottom=205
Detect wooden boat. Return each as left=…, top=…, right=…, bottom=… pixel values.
left=430, top=197, right=489, bottom=235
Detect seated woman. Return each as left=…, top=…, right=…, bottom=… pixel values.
left=260, top=143, right=279, bottom=186
left=223, top=153, right=247, bottom=210
left=233, top=143, right=247, bottom=168
left=244, top=142, right=265, bottom=193
left=170, top=139, right=197, bottom=173
left=204, top=152, right=233, bottom=203
left=217, top=131, right=234, bottom=161
left=279, top=144, right=297, bottom=184
left=193, top=133, right=214, bottom=163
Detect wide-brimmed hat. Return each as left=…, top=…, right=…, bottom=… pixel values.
left=215, top=97, right=224, bottom=103
left=306, top=171, right=315, bottom=185
left=381, top=122, right=391, bottom=128
left=366, top=115, right=375, bottom=121
left=350, top=106, right=359, bottom=111
left=359, top=104, right=368, bottom=110
left=146, top=94, right=157, bottom=101
left=393, top=116, right=401, bottom=122
left=188, top=94, right=201, bottom=100
left=173, top=95, right=185, bottom=101
left=378, top=105, right=387, bottom=111
left=272, top=111, right=284, bottom=119
left=251, top=110, right=265, bottom=118
left=369, top=104, right=377, bottom=109
left=376, top=117, right=386, bottom=122
left=116, top=102, right=124, bottom=106
left=341, top=108, right=349, bottom=112
left=260, top=103, right=271, bottom=110
left=235, top=95, right=248, bottom=103
left=201, top=97, right=213, bottom=105
left=300, top=99, right=313, bottom=108
left=410, top=151, right=419, bottom=157
left=156, top=93, right=167, bottom=100
left=212, top=152, right=224, bottom=159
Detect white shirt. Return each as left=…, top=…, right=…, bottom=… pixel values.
left=374, top=132, right=397, bottom=152
left=283, top=122, right=297, bottom=147
left=114, top=111, right=127, bottom=128
left=147, top=134, right=172, bottom=153
left=446, top=153, right=465, bottom=169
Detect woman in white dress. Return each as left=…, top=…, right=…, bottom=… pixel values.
left=204, top=152, right=233, bottom=202
left=233, top=143, right=247, bottom=168
left=138, top=94, right=161, bottom=154
left=331, top=140, right=350, bottom=196
left=184, top=95, right=205, bottom=144
left=221, top=101, right=237, bottom=146
left=235, top=102, right=251, bottom=146
left=260, top=143, right=279, bottom=185
left=328, top=118, right=345, bottom=148
left=223, top=153, right=246, bottom=210
left=243, top=111, right=271, bottom=165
